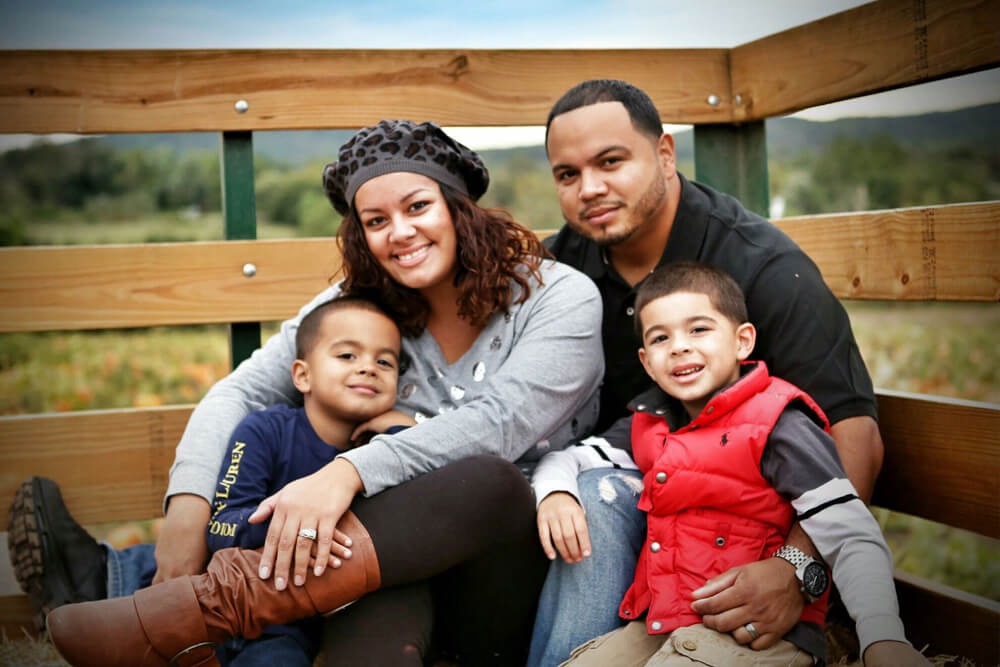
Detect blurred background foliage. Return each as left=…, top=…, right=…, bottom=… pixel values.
left=0, top=104, right=997, bottom=600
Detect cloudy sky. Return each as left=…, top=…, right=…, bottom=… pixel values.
left=1, top=0, right=997, bottom=149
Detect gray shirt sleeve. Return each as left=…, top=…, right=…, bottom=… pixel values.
left=341, top=262, right=605, bottom=496
left=164, top=284, right=343, bottom=509
left=763, top=409, right=908, bottom=653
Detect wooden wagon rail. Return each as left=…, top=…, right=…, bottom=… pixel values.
left=1, top=0, right=998, bottom=663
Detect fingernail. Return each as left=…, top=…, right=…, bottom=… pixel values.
left=294, top=575, right=304, bottom=586
left=332, top=558, right=342, bottom=568
left=342, top=548, right=351, bottom=558
left=344, top=537, right=353, bottom=547
left=583, top=549, right=591, bottom=557
left=275, top=577, right=286, bottom=591
left=259, top=566, right=269, bottom=579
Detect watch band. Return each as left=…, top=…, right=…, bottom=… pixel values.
left=772, top=544, right=811, bottom=568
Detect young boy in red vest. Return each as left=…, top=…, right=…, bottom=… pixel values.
left=534, top=261, right=928, bottom=666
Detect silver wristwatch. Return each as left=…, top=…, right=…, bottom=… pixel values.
left=772, top=544, right=829, bottom=602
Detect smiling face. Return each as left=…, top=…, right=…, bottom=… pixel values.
left=354, top=171, right=459, bottom=295
left=637, top=290, right=756, bottom=418
left=292, top=306, right=401, bottom=424
left=546, top=101, right=675, bottom=247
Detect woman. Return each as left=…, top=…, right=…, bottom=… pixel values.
left=41, top=120, right=604, bottom=667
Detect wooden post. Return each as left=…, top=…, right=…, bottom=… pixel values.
left=221, top=130, right=262, bottom=368
left=692, top=121, right=770, bottom=218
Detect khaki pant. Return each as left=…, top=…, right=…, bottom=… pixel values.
left=560, top=621, right=814, bottom=667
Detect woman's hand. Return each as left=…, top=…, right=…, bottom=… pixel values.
left=152, top=493, right=211, bottom=583
left=249, top=458, right=364, bottom=590
left=536, top=491, right=591, bottom=563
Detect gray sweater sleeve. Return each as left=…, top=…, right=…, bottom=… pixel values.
left=164, top=284, right=343, bottom=510
left=764, top=410, right=908, bottom=654
left=341, top=262, right=605, bottom=496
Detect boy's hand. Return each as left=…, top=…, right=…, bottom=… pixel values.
left=350, top=409, right=416, bottom=443
left=536, top=491, right=591, bottom=562
left=863, top=641, right=930, bottom=666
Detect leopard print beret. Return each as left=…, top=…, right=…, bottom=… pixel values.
left=322, top=120, right=490, bottom=215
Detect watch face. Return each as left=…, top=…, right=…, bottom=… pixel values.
left=802, top=561, right=829, bottom=597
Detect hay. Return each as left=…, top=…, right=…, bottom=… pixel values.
left=0, top=629, right=66, bottom=667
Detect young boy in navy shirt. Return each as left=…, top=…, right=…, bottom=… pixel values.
left=207, top=297, right=412, bottom=667
left=534, top=262, right=928, bottom=666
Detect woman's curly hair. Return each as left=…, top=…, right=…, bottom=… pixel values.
left=336, top=183, right=548, bottom=338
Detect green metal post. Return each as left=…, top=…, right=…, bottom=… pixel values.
left=692, top=121, right=770, bottom=218
left=221, top=131, right=261, bottom=369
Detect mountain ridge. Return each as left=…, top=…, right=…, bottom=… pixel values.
left=81, top=102, right=999, bottom=166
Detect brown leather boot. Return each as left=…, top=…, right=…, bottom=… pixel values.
left=47, top=510, right=381, bottom=667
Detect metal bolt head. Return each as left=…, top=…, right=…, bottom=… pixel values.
left=242, top=262, right=257, bottom=277
left=734, top=94, right=743, bottom=106
left=707, top=94, right=721, bottom=107
left=234, top=99, right=249, bottom=114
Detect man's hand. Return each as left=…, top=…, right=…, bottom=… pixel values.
left=690, top=557, right=804, bottom=649
left=152, top=493, right=211, bottom=584
left=536, top=491, right=591, bottom=562
left=249, top=457, right=362, bottom=591
left=863, top=641, right=930, bottom=666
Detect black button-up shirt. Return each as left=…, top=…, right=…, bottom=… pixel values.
left=546, top=173, right=876, bottom=436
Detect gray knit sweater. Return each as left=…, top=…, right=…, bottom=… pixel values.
left=166, top=259, right=603, bottom=505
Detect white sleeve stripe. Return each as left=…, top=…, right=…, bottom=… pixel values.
left=791, top=477, right=858, bottom=516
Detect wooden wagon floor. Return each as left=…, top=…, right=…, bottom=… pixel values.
left=0, top=629, right=977, bottom=667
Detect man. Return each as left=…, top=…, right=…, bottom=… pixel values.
left=528, top=79, right=884, bottom=666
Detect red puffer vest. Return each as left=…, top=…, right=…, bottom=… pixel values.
left=619, top=362, right=830, bottom=634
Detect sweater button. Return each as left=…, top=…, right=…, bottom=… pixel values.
left=655, top=472, right=667, bottom=483
left=650, top=621, right=663, bottom=631
left=650, top=542, right=661, bottom=553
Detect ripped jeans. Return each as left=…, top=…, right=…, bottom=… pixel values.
left=527, top=468, right=646, bottom=667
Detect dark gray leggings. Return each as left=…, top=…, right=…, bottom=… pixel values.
left=321, top=455, right=550, bottom=667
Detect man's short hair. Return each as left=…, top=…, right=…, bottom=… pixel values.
left=634, top=262, right=748, bottom=338
left=545, top=79, right=664, bottom=147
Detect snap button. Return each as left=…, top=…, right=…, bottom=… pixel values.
left=626, top=306, right=635, bottom=316
left=655, top=472, right=667, bottom=483
left=682, top=639, right=698, bottom=651
left=636, top=403, right=647, bottom=411
left=650, top=621, right=662, bottom=631
left=715, top=536, right=726, bottom=547
left=623, top=609, right=631, bottom=616
left=650, top=542, right=661, bottom=553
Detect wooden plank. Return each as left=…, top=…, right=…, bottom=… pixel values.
left=0, top=238, right=341, bottom=332
left=774, top=201, right=1000, bottom=302
left=893, top=570, right=1000, bottom=666
left=0, top=406, right=189, bottom=526
left=730, top=0, right=1000, bottom=121
left=873, top=390, right=1000, bottom=539
left=2, top=202, right=993, bottom=335
left=0, top=49, right=732, bottom=133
